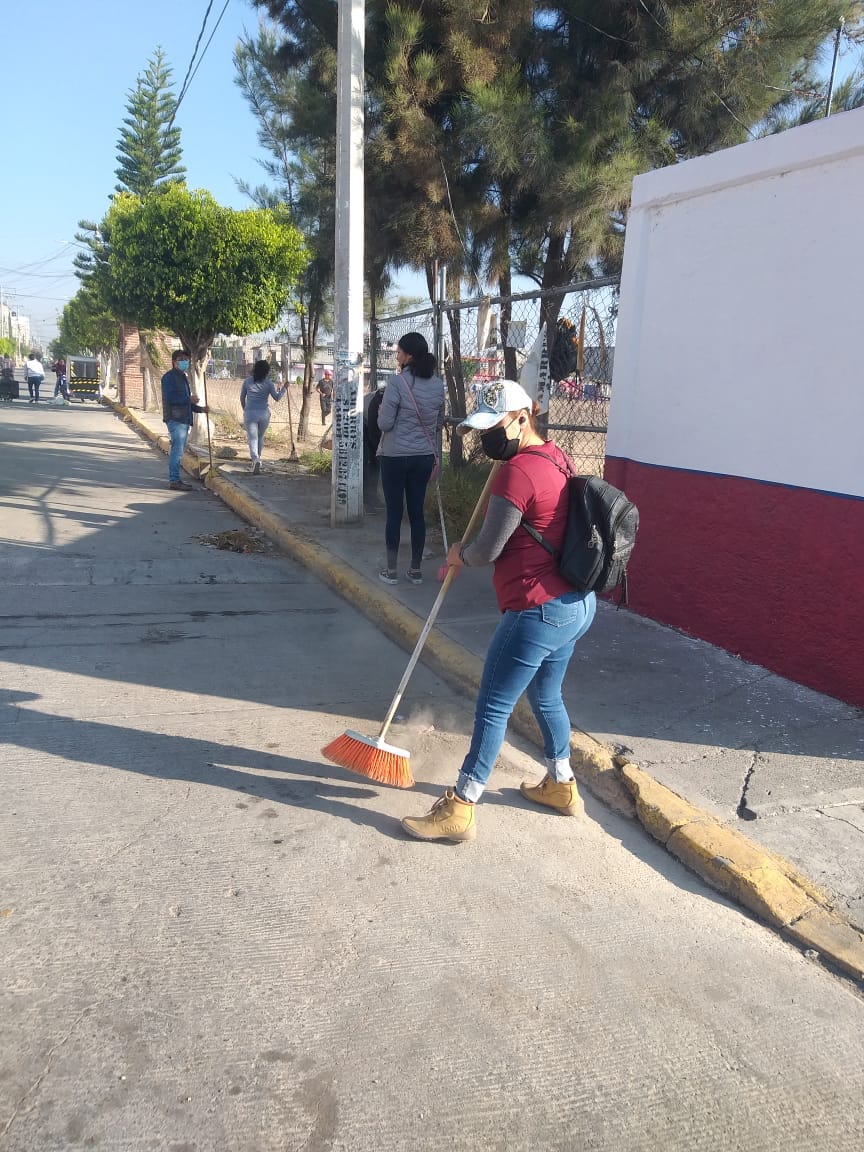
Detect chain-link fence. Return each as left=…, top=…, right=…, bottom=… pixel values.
left=373, top=276, right=619, bottom=475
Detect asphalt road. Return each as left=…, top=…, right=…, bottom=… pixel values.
left=1, top=402, right=863, bottom=1152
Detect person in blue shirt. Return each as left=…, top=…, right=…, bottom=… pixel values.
left=240, top=359, right=285, bottom=474
left=161, top=350, right=208, bottom=491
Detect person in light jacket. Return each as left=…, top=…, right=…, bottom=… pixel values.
left=25, top=352, right=44, bottom=403
left=376, top=332, right=445, bottom=586
left=240, top=359, right=285, bottom=474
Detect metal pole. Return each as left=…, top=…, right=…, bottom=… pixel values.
left=331, top=0, right=365, bottom=525
left=826, top=19, right=845, bottom=118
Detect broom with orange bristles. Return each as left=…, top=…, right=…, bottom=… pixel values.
left=322, top=462, right=502, bottom=787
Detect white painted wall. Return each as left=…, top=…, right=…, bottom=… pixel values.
left=607, top=108, right=864, bottom=499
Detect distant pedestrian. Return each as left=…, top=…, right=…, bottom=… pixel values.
left=376, top=332, right=445, bottom=585
left=240, top=359, right=285, bottom=475
left=161, top=350, right=208, bottom=491
left=51, top=357, right=70, bottom=401
left=25, top=352, right=44, bottom=403
left=317, top=370, right=333, bottom=423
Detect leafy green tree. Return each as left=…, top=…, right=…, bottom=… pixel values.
left=254, top=0, right=859, bottom=461
left=73, top=49, right=185, bottom=289
left=54, top=284, right=119, bottom=358
left=115, top=48, right=185, bottom=196
left=257, top=0, right=859, bottom=286
left=102, top=185, right=307, bottom=387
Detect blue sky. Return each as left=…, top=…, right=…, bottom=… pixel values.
left=1, top=2, right=858, bottom=348
left=1, top=0, right=278, bottom=345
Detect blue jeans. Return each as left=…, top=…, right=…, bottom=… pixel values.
left=379, top=454, right=435, bottom=569
left=244, top=411, right=270, bottom=462
left=456, top=590, right=597, bottom=803
left=167, top=420, right=190, bottom=482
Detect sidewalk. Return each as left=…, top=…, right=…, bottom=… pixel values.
left=113, top=401, right=864, bottom=979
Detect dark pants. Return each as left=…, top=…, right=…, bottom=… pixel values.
left=380, top=454, right=435, bottom=569
left=319, top=396, right=332, bottom=421
left=27, top=375, right=43, bottom=400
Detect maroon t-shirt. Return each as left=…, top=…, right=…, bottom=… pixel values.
left=490, top=441, right=575, bottom=612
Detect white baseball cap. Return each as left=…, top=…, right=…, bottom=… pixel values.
left=457, top=379, right=535, bottom=434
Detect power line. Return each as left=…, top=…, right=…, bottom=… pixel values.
left=0, top=264, right=76, bottom=279
left=175, top=0, right=216, bottom=109
left=0, top=245, right=74, bottom=275
left=185, top=1, right=232, bottom=96
left=1, top=291, right=73, bottom=303
left=169, top=0, right=231, bottom=129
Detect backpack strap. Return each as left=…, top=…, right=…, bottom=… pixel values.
left=516, top=446, right=576, bottom=557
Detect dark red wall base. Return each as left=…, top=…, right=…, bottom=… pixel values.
left=605, top=457, right=864, bottom=708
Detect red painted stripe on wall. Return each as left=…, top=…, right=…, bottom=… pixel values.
left=604, top=457, right=864, bottom=708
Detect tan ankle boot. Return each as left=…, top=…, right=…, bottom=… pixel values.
left=520, top=774, right=583, bottom=816
left=401, top=789, right=477, bottom=842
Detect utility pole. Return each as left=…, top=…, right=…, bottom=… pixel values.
left=331, top=0, right=365, bottom=525
left=826, top=18, right=845, bottom=118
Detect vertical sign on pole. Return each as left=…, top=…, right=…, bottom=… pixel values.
left=331, top=0, right=365, bottom=525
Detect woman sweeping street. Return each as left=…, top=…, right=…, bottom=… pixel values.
left=402, top=379, right=596, bottom=843
left=376, top=332, right=445, bottom=586
left=240, top=360, right=285, bottom=474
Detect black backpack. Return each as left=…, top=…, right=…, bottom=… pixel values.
left=549, top=317, right=579, bottom=381
left=519, top=450, right=639, bottom=603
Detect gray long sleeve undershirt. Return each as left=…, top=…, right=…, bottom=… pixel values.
left=460, top=494, right=524, bottom=567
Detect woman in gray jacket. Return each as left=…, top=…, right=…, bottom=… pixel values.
left=240, top=360, right=285, bottom=474
left=376, top=332, right=446, bottom=585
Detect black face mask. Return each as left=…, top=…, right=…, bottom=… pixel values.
left=480, top=422, right=520, bottom=461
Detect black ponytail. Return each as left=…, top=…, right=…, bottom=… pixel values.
left=398, top=331, right=437, bottom=379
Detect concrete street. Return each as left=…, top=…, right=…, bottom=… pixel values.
left=1, top=401, right=863, bottom=1151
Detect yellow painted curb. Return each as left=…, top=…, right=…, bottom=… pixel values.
left=785, top=908, right=864, bottom=982
left=621, top=763, right=864, bottom=981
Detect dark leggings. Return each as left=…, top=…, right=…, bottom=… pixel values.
left=379, top=454, right=435, bottom=569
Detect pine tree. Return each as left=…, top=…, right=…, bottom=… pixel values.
left=115, top=48, right=185, bottom=196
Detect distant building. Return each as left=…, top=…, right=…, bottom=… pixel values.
left=0, top=299, right=30, bottom=356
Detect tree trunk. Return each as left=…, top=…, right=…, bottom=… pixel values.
left=179, top=335, right=214, bottom=451
left=499, top=267, right=517, bottom=380
left=444, top=299, right=467, bottom=468
left=296, top=308, right=319, bottom=441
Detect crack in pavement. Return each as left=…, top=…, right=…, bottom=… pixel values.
left=645, top=669, right=775, bottom=741
left=817, top=809, right=864, bottom=838
left=746, top=800, right=864, bottom=819
left=736, top=750, right=761, bottom=821
left=0, top=1005, right=97, bottom=1144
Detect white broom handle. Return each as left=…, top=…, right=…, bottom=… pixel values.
left=377, top=462, right=501, bottom=742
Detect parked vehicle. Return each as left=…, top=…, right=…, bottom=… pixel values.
left=68, top=356, right=101, bottom=401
